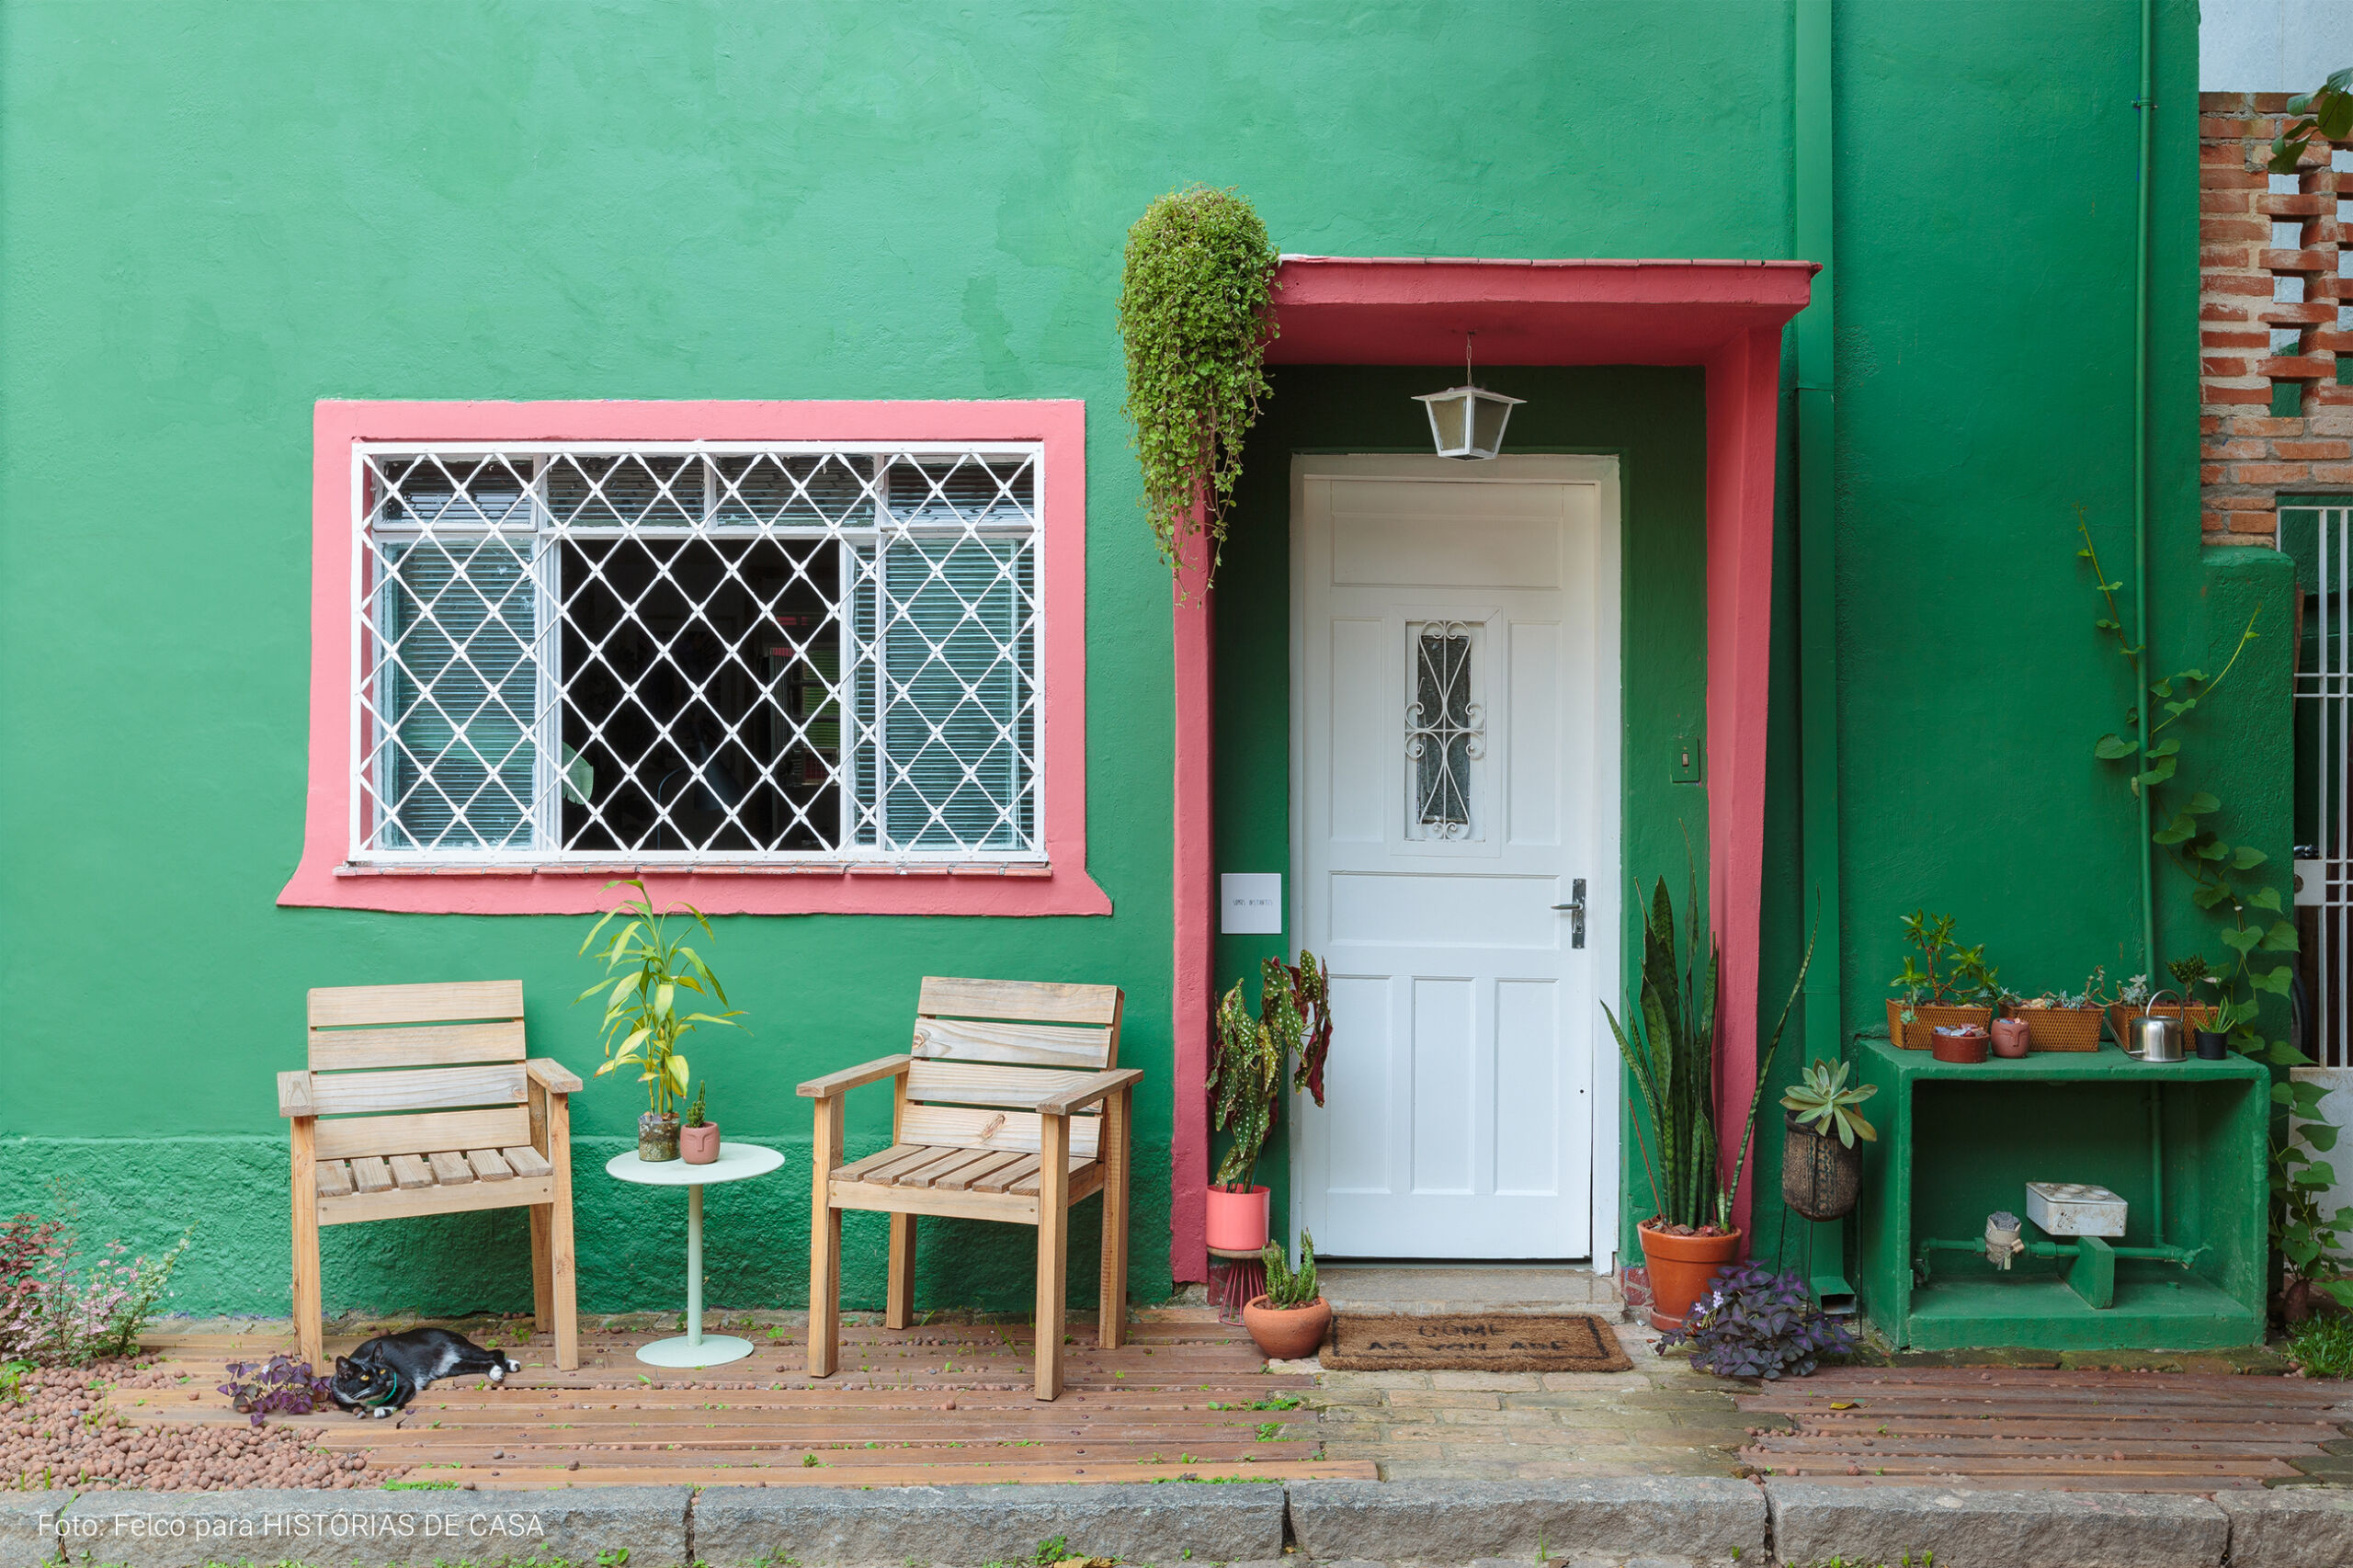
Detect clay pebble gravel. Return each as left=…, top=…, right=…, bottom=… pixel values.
left=0, top=1359, right=402, bottom=1493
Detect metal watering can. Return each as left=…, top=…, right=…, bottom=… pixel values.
left=2126, top=988, right=2188, bottom=1062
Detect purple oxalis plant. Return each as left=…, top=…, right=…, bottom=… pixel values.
left=1658, top=1261, right=1858, bottom=1380
left=219, top=1355, right=336, bottom=1426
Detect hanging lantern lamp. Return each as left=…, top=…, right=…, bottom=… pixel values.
left=1413, top=333, right=1523, bottom=460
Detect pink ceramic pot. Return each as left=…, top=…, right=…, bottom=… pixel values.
left=1990, top=1017, right=2031, bottom=1059
left=680, top=1122, right=721, bottom=1165
left=1204, top=1185, right=1270, bottom=1252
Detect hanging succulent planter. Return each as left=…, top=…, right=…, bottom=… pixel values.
left=1117, top=186, right=1280, bottom=587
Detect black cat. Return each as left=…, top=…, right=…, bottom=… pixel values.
left=330, top=1327, right=520, bottom=1418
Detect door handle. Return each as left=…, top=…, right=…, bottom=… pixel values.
left=1552, top=878, right=1586, bottom=949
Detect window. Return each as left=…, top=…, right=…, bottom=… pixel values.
left=1406, top=620, right=1483, bottom=840
left=354, top=445, right=1042, bottom=866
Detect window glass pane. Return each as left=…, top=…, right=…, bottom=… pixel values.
left=1412, top=628, right=1474, bottom=833
left=377, top=537, right=539, bottom=850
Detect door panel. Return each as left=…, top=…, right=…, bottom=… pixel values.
left=1293, top=457, right=1616, bottom=1261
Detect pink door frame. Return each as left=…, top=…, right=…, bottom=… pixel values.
left=1168, top=256, right=1816, bottom=1282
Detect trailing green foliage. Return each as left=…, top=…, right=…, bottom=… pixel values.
left=1117, top=186, right=1280, bottom=583
left=2270, top=68, right=2353, bottom=173
left=1781, top=1060, right=1878, bottom=1149
left=1261, top=1230, right=1319, bottom=1309
left=576, top=879, right=744, bottom=1119
left=1603, top=857, right=1815, bottom=1231
left=1208, top=953, right=1332, bottom=1191
left=2076, top=517, right=2337, bottom=1307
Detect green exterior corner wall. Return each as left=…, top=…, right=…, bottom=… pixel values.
left=0, top=0, right=2280, bottom=1346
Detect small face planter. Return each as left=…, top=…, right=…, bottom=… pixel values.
left=1989, top=1017, right=2031, bottom=1059
left=1242, top=1294, right=1332, bottom=1360
left=1781, top=1109, right=1862, bottom=1221
left=680, top=1121, right=721, bottom=1164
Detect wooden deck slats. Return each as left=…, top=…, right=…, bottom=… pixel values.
left=1739, top=1367, right=2353, bottom=1492
left=108, top=1313, right=1352, bottom=1491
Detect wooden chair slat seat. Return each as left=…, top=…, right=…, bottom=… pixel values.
left=283, top=982, right=578, bottom=1370
left=801, top=976, right=1134, bottom=1400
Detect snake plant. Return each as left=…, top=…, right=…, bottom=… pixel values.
left=1604, top=861, right=1814, bottom=1233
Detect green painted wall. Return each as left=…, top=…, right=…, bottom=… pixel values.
left=0, top=0, right=2263, bottom=1328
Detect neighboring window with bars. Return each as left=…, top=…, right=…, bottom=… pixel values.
left=352, top=446, right=1041, bottom=864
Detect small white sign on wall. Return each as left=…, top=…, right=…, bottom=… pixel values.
left=1221, top=873, right=1284, bottom=935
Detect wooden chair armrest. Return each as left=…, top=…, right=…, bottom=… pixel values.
left=797, top=1054, right=913, bottom=1099
left=526, top=1058, right=584, bottom=1095
left=1037, top=1067, right=1144, bottom=1118
left=278, top=1071, right=315, bottom=1119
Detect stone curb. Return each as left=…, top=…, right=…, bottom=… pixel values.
left=10, top=1479, right=2336, bottom=1567
left=1763, top=1481, right=2232, bottom=1568
left=1285, top=1477, right=1765, bottom=1567
left=2212, top=1487, right=2353, bottom=1568
left=694, top=1483, right=1285, bottom=1566
left=42, top=1487, right=689, bottom=1568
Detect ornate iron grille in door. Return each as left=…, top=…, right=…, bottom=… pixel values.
left=352, top=446, right=1041, bottom=866
left=2289, top=502, right=2353, bottom=1066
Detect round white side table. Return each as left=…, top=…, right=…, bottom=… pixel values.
left=607, top=1141, right=785, bottom=1368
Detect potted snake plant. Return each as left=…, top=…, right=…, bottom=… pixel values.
left=1606, top=859, right=1814, bottom=1330
left=577, top=879, right=744, bottom=1162
left=1779, top=1061, right=1876, bottom=1221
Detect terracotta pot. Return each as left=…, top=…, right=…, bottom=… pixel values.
left=680, top=1122, right=721, bottom=1165
left=1930, top=1025, right=1989, bottom=1064
left=1781, top=1110, right=1861, bottom=1221
left=1885, top=998, right=1994, bottom=1050
left=1990, top=1017, right=2031, bottom=1059
left=1637, top=1221, right=1742, bottom=1332
left=638, top=1111, right=680, bottom=1163
left=1241, top=1295, right=1332, bottom=1361
left=1204, top=1185, right=1271, bottom=1252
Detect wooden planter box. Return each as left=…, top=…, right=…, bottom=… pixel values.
left=1885, top=997, right=1994, bottom=1051
left=2004, top=1004, right=2106, bottom=1052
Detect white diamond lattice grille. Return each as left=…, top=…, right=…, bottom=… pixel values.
left=352, top=446, right=1042, bottom=865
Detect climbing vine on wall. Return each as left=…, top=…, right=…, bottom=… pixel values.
left=1116, top=185, right=1280, bottom=585
left=2077, top=517, right=2350, bottom=1311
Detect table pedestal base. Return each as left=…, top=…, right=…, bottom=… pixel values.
left=635, top=1333, right=754, bottom=1369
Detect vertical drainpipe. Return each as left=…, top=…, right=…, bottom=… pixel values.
left=1793, top=0, right=1852, bottom=1306
left=2133, top=0, right=2159, bottom=983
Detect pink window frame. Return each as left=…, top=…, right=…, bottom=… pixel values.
left=278, top=399, right=1109, bottom=918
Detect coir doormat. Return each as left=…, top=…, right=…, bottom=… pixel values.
left=1322, top=1312, right=1632, bottom=1372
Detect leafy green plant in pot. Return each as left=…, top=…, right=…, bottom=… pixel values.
left=1206, top=955, right=1332, bottom=1252
left=1605, top=860, right=1814, bottom=1331
left=1885, top=910, right=1998, bottom=1050
left=1779, top=1061, right=1877, bottom=1221
left=1242, top=1230, right=1328, bottom=1361
left=577, top=880, right=744, bottom=1162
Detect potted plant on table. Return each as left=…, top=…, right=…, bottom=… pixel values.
left=680, top=1083, right=720, bottom=1165
left=1206, top=953, right=1333, bottom=1253
left=1243, top=1229, right=1330, bottom=1361
left=2005, top=967, right=2109, bottom=1052
left=577, top=879, right=744, bottom=1163
left=1779, top=1061, right=1877, bottom=1221
left=2108, top=962, right=2221, bottom=1048
left=1885, top=910, right=1998, bottom=1050
left=1605, top=858, right=1814, bottom=1331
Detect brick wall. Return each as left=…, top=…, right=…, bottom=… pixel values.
left=2200, top=91, right=2347, bottom=547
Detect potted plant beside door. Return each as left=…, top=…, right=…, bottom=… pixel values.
left=1605, top=859, right=1814, bottom=1332
left=1206, top=954, right=1334, bottom=1252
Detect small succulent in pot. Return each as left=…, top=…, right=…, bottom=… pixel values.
left=1780, top=1060, right=1877, bottom=1148
left=1242, top=1229, right=1330, bottom=1361
left=1658, top=1262, right=1857, bottom=1379
left=680, top=1081, right=720, bottom=1165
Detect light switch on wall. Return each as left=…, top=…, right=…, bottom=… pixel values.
left=1672, top=733, right=1704, bottom=784
left=1221, top=873, right=1283, bottom=935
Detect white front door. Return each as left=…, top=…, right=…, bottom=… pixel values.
left=1290, top=455, right=1619, bottom=1260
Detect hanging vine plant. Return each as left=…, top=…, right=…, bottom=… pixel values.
left=1117, top=185, right=1280, bottom=585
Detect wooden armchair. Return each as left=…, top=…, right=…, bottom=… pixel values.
left=279, top=982, right=580, bottom=1371
left=798, top=977, right=1135, bottom=1401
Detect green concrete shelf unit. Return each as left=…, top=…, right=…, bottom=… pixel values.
left=1853, top=1036, right=2267, bottom=1352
